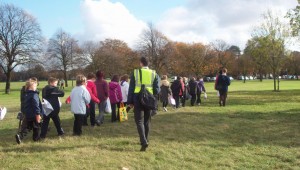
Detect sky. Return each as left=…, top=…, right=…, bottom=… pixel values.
left=0, top=0, right=298, bottom=50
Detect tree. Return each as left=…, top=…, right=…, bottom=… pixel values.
left=285, top=51, right=300, bottom=79
left=210, top=40, right=233, bottom=69
left=286, top=0, right=300, bottom=36
left=174, top=42, right=211, bottom=77
left=81, top=41, right=99, bottom=73
left=47, top=29, right=80, bottom=87
left=0, top=4, right=43, bottom=93
left=88, top=39, right=136, bottom=77
left=244, top=37, right=269, bottom=82
left=252, top=10, right=288, bottom=91
left=138, top=23, right=171, bottom=74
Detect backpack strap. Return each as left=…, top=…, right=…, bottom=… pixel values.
left=139, top=68, right=143, bottom=85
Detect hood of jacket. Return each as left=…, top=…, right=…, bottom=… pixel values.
left=161, top=80, right=170, bottom=86
left=109, top=82, right=119, bottom=90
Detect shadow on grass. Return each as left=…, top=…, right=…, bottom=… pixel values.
left=1, top=107, right=299, bottom=152
left=202, top=89, right=300, bottom=107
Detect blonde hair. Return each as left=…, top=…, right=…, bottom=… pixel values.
left=25, top=77, right=38, bottom=90
left=161, top=75, right=168, bottom=80
left=76, top=74, right=87, bottom=86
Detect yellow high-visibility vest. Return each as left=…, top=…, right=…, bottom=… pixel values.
left=134, top=68, right=156, bottom=94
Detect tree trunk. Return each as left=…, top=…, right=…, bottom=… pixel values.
left=64, top=70, right=68, bottom=87
left=259, top=69, right=263, bottom=82
left=5, top=71, right=11, bottom=94
left=273, top=71, right=276, bottom=91
left=277, top=76, right=280, bottom=91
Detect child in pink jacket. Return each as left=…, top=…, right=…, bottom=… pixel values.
left=109, top=75, right=123, bottom=122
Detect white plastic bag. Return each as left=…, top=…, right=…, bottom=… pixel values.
left=168, top=96, right=176, bottom=106
left=105, top=98, right=112, bottom=113
left=42, top=99, right=54, bottom=116
left=0, top=107, right=7, bottom=120
left=204, top=92, right=207, bottom=99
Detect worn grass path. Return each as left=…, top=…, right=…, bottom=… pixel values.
left=0, top=80, right=299, bottom=169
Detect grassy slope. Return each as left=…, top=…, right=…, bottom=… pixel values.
left=0, top=80, right=300, bottom=170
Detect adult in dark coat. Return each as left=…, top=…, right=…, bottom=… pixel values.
left=171, top=76, right=183, bottom=108
left=188, top=77, right=198, bottom=106
left=216, top=68, right=231, bottom=106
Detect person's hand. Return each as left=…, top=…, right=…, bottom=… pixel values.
left=36, top=115, right=42, bottom=123
left=129, top=104, right=134, bottom=108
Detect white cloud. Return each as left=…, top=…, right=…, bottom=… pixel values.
left=79, top=0, right=147, bottom=47
left=157, top=0, right=298, bottom=50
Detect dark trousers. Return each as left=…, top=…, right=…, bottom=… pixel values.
left=73, top=114, right=84, bottom=135
left=173, top=95, right=180, bottom=108
left=111, top=103, right=120, bottom=122
left=84, top=101, right=96, bottom=126
left=89, top=101, right=96, bottom=126
left=134, top=102, right=151, bottom=146
left=26, top=120, right=40, bottom=141
left=196, top=93, right=202, bottom=104
left=219, top=91, right=228, bottom=106
left=83, top=105, right=90, bottom=125
left=181, top=94, right=186, bottom=107
left=40, top=111, right=63, bottom=138
left=19, top=113, right=28, bottom=139
left=190, top=94, right=196, bottom=106
left=162, top=101, right=168, bottom=107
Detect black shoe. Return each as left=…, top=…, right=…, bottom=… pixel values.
left=58, top=132, right=64, bottom=137
left=140, top=143, right=148, bottom=152
left=96, top=120, right=101, bottom=126
left=15, top=134, right=21, bottom=144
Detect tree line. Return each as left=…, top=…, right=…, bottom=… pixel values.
left=1, top=3, right=300, bottom=94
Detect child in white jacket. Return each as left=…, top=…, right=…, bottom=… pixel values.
left=70, top=75, right=91, bottom=136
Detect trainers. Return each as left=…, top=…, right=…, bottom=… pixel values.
left=163, top=107, right=167, bottom=112
left=140, top=143, right=149, bottom=152
left=15, top=134, right=21, bottom=144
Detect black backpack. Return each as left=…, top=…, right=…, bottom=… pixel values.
left=216, top=75, right=224, bottom=90
left=138, top=69, right=157, bottom=110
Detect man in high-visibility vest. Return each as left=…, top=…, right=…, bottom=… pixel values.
left=128, top=57, right=160, bottom=151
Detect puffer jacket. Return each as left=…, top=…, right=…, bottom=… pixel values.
left=109, top=82, right=122, bottom=104
left=24, top=90, right=42, bottom=121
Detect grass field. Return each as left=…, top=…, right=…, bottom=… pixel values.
left=0, top=80, right=300, bottom=169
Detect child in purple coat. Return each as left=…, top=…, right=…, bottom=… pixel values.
left=109, top=75, right=123, bottom=122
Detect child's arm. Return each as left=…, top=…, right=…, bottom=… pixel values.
left=32, top=94, right=41, bottom=115
left=83, top=88, right=91, bottom=105
left=51, top=87, right=65, bottom=97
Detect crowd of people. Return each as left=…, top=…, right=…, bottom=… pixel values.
left=13, top=56, right=230, bottom=152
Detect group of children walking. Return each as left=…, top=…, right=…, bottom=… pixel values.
left=159, top=75, right=207, bottom=111
left=15, top=69, right=222, bottom=144
left=15, top=71, right=131, bottom=143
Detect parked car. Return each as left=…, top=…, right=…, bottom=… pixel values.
left=204, top=77, right=210, bottom=82
left=210, top=77, right=217, bottom=81
left=170, top=76, right=177, bottom=82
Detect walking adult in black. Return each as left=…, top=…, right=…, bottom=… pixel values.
left=128, top=57, right=160, bottom=151
left=216, top=68, right=231, bottom=106
left=171, top=77, right=183, bottom=108
left=188, top=77, right=198, bottom=106
left=40, top=77, right=65, bottom=138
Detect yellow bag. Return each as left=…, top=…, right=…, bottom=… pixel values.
left=119, top=103, right=128, bottom=122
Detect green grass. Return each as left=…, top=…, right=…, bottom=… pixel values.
left=0, top=80, right=300, bottom=169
